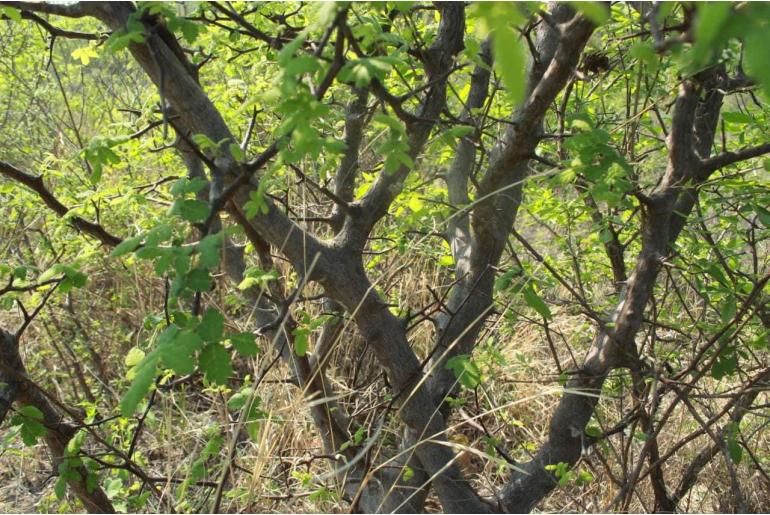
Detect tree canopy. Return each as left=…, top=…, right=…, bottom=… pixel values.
left=1, top=1, right=770, bottom=513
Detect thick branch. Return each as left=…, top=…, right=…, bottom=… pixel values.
left=11, top=10, right=103, bottom=39
left=340, top=3, right=466, bottom=250
left=699, top=142, right=770, bottom=175
left=499, top=65, right=727, bottom=514
left=0, top=328, right=115, bottom=513
left=0, top=161, right=122, bottom=246
left=0, top=1, right=92, bottom=18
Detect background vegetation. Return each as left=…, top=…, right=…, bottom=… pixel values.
left=1, top=1, right=769, bottom=513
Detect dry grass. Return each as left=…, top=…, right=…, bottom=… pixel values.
left=1, top=229, right=768, bottom=514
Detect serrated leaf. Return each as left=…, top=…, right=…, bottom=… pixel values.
left=197, top=233, right=222, bottom=269
left=186, top=268, right=212, bottom=292
left=120, top=353, right=159, bottom=417
left=159, top=329, right=203, bottom=375
left=174, top=199, right=210, bottom=223
left=445, top=354, right=482, bottom=389
left=198, top=342, right=232, bottom=384
left=199, top=308, right=224, bottom=342
left=229, top=332, right=259, bottom=356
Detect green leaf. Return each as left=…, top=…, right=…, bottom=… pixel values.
left=228, top=143, right=246, bottom=162
left=124, top=347, right=145, bottom=367
left=523, top=284, right=552, bottom=320
left=726, top=422, right=743, bottom=464
left=445, top=125, right=475, bottom=139
left=339, top=57, right=397, bottom=87
left=720, top=295, right=737, bottom=323
left=722, top=111, right=752, bottom=124
left=71, top=45, right=99, bottom=65
left=445, top=354, right=483, bottom=389
left=186, top=268, right=212, bottom=292
left=170, top=177, right=208, bottom=196
left=492, top=24, right=525, bottom=105
left=292, top=328, right=309, bottom=357
left=629, top=42, right=657, bottom=70
left=199, top=308, right=224, bottom=342
left=173, top=199, right=211, bottom=223
left=694, top=2, right=732, bottom=51
left=1, top=6, right=22, bottom=22
left=755, top=205, right=770, bottom=228
left=197, top=233, right=222, bottom=269
left=120, top=353, right=159, bottom=417
left=167, top=16, right=203, bottom=44
left=573, top=2, right=610, bottom=25
left=711, top=349, right=737, bottom=380
left=106, top=15, right=146, bottom=52
left=11, top=406, right=47, bottom=446
left=158, top=328, right=203, bottom=375
left=110, top=236, right=143, bottom=258
left=229, top=332, right=259, bottom=356
left=495, top=268, right=521, bottom=292
left=104, top=477, right=122, bottom=499
left=54, top=477, right=67, bottom=499
left=585, top=425, right=602, bottom=438
left=227, top=387, right=253, bottom=410
left=198, top=342, right=232, bottom=385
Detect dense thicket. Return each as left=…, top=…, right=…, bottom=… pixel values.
left=1, top=2, right=769, bottom=513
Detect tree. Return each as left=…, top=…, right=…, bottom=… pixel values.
left=1, top=1, right=769, bottom=513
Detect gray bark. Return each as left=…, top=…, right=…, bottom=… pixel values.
left=0, top=328, right=115, bottom=513
left=498, top=67, right=731, bottom=513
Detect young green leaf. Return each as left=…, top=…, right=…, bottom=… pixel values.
left=523, top=284, right=553, bottom=320
left=120, top=353, right=159, bottom=417
left=445, top=354, right=483, bottom=389
left=110, top=235, right=143, bottom=259
left=10, top=405, right=47, bottom=446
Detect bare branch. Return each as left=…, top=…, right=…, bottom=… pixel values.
left=699, top=142, right=770, bottom=174
left=7, top=9, right=103, bottom=39
left=0, top=161, right=122, bottom=247
left=0, top=1, right=92, bottom=18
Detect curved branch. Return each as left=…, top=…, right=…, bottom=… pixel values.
left=0, top=161, right=122, bottom=247
left=16, top=9, right=103, bottom=39
left=0, top=1, right=92, bottom=18
left=699, top=142, right=770, bottom=175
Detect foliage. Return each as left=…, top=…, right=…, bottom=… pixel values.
left=0, top=2, right=769, bottom=514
